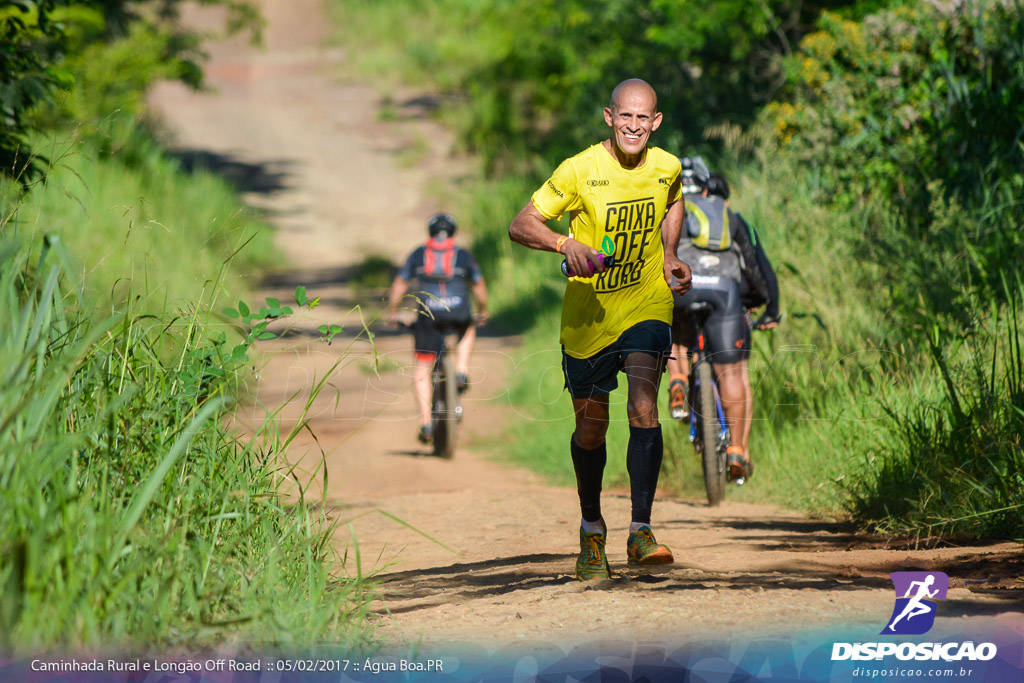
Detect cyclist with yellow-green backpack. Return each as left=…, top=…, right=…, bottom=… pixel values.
left=666, top=157, right=778, bottom=481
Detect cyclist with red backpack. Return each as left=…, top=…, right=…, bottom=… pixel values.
left=387, top=214, right=489, bottom=445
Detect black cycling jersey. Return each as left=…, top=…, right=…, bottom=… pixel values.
left=398, top=242, right=482, bottom=322
left=735, top=213, right=779, bottom=319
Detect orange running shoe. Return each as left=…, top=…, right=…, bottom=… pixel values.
left=626, top=526, right=674, bottom=565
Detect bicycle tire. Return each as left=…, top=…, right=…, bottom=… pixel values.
left=431, top=362, right=448, bottom=457
left=433, top=353, right=458, bottom=459
left=697, top=358, right=725, bottom=506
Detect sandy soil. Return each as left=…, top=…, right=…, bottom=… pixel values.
left=149, top=0, right=1023, bottom=657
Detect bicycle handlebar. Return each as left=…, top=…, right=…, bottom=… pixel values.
left=391, top=313, right=487, bottom=331
left=752, top=312, right=781, bottom=330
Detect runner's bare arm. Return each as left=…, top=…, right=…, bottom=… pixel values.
left=661, top=200, right=691, bottom=294
left=509, top=201, right=605, bottom=274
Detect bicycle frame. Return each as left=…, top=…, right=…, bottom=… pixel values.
left=398, top=317, right=463, bottom=458
left=688, top=350, right=728, bottom=448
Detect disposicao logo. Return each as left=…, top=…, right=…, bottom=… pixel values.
left=882, top=571, right=949, bottom=635
left=831, top=570, right=998, bottom=663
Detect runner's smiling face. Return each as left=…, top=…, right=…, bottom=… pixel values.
left=603, top=88, right=662, bottom=164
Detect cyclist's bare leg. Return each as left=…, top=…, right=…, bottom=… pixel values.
left=739, top=357, right=753, bottom=455
left=665, top=320, right=692, bottom=419
left=712, top=360, right=748, bottom=452
left=414, top=355, right=433, bottom=427
left=666, top=341, right=690, bottom=377
left=454, top=323, right=476, bottom=377
left=667, top=317, right=690, bottom=378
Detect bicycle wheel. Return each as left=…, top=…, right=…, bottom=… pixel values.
left=433, top=353, right=458, bottom=459
left=697, top=358, right=725, bottom=506
left=430, top=362, right=448, bottom=456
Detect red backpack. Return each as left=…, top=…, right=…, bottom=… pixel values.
left=422, top=237, right=457, bottom=281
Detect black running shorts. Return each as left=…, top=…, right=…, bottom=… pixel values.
left=561, top=320, right=671, bottom=399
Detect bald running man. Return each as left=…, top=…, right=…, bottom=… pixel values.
left=509, top=79, right=692, bottom=581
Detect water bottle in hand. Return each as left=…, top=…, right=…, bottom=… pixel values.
left=561, top=254, right=616, bottom=277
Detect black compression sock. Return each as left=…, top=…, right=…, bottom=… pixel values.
left=570, top=436, right=607, bottom=523
left=626, top=425, right=663, bottom=525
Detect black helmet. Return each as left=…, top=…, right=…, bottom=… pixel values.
left=706, top=172, right=730, bottom=200
left=679, top=156, right=710, bottom=194
left=428, top=213, right=457, bottom=237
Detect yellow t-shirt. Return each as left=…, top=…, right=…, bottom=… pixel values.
left=532, top=143, right=682, bottom=358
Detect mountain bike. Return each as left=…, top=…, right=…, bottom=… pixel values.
left=397, top=318, right=468, bottom=459
left=682, top=301, right=731, bottom=506
left=428, top=321, right=464, bottom=459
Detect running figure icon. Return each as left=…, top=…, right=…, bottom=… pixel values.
left=888, top=575, right=938, bottom=631
left=882, top=571, right=949, bottom=635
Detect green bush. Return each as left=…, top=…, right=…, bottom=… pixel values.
left=63, top=15, right=194, bottom=122
left=0, top=0, right=67, bottom=181
left=2, top=0, right=261, bottom=183
left=760, top=2, right=1024, bottom=313
left=332, top=0, right=887, bottom=175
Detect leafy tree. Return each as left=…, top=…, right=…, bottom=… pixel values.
left=367, top=0, right=897, bottom=175
left=0, top=0, right=66, bottom=181
left=0, top=0, right=261, bottom=184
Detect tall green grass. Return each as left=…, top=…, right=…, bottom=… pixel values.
left=744, top=1, right=1024, bottom=539
left=0, top=235, right=376, bottom=652
left=845, top=284, right=1024, bottom=540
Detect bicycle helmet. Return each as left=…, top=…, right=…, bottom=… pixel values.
left=427, top=213, right=457, bottom=238
left=706, top=172, right=730, bottom=200
left=679, top=156, right=710, bottom=195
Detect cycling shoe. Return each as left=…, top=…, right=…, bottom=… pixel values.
left=668, top=377, right=689, bottom=423
left=417, top=423, right=434, bottom=445
left=726, top=446, right=753, bottom=485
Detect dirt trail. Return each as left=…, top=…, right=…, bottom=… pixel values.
left=150, top=0, right=1023, bottom=655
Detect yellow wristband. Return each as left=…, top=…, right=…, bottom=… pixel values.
left=555, top=235, right=570, bottom=253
